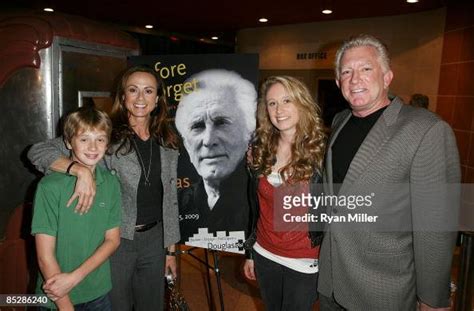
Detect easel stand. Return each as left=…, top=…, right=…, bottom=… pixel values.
left=180, top=247, right=225, bottom=311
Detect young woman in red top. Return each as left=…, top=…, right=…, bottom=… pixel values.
left=244, top=76, right=326, bottom=310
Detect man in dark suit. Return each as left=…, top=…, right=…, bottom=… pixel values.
left=318, top=34, right=460, bottom=311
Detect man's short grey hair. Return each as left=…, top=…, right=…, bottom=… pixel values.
left=175, top=69, right=257, bottom=137
left=335, top=34, right=391, bottom=79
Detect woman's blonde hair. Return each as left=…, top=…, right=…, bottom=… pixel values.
left=252, top=76, right=326, bottom=182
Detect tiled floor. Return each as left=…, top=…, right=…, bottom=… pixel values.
left=176, top=246, right=470, bottom=311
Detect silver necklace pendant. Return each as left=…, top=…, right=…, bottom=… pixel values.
left=133, top=137, right=153, bottom=186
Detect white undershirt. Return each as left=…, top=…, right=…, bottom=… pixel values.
left=254, top=242, right=318, bottom=274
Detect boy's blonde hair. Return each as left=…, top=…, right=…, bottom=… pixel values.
left=63, top=106, right=112, bottom=145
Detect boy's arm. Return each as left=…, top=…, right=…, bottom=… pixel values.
left=35, top=234, right=74, bottom=310
left=43, top=227, right=120, bottom=298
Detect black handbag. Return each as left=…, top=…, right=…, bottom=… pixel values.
left=166, top=274, right=190, bottom=311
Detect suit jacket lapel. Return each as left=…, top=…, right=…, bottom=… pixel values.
left=337, top=98, right=403, bottom=195
left=325, top=110, right=352, bottom=194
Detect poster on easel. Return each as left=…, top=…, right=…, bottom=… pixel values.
left=129, top=54, right=259, bottom=254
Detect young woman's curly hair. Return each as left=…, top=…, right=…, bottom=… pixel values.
left=252, top=76, right=327, bottom=183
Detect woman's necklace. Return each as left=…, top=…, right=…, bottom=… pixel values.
left=132, top=137, right=153, bottom=186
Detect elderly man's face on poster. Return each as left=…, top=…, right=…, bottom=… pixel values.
left=179, top=87, right=248, bottom=183
left=173, top=67, right=257, bottom=250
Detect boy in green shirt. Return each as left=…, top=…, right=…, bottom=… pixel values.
left=31, top=107, right=121, bottom=310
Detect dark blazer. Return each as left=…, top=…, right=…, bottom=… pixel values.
left=318, top=97, right=460, bottom=310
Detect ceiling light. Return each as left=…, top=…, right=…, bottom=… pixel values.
left=406, top=0, right=419, bottom=2
left=43, top=8, right=54, bottom=12
left=211, top=36, right=218, bottom=40
left=321, top=0, right=333, bottom=15
left=259, top=18, right=268, bottom=23
left=145, top=25, right=154, bottom=29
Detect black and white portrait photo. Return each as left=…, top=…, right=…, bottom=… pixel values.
left=175, top=69, right=257, bottom=242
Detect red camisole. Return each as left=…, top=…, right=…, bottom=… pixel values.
left=256, top=176, right=319, bottom=258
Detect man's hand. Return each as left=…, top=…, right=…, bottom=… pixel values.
left=67, top=164, right=96, bottom=214
left=43, top=272, right=80, bottom=300
left=243, top=259, right=256, bottom=280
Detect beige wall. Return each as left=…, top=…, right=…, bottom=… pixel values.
left=237, top=8, right=446, bottom=109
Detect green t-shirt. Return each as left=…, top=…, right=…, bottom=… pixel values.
left=31, top=166, right=121, bottom=308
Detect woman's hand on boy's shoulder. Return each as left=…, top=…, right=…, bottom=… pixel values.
left=67, top=164, right=96, bottom=214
